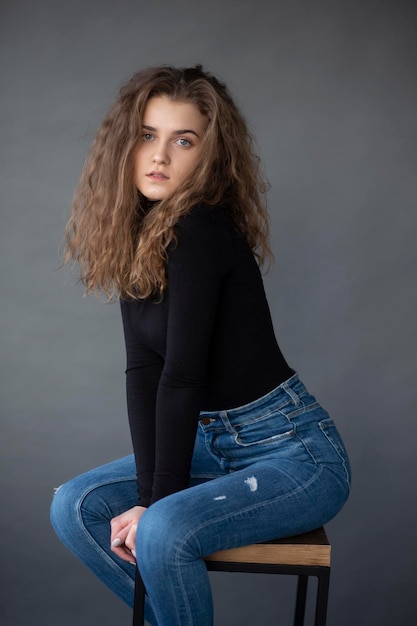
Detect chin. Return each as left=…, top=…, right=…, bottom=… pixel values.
left=139, top=189, right=165, bottom=202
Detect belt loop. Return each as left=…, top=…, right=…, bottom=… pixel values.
left=282, top=382, right=300, bottom=405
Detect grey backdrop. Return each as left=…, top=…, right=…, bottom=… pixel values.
left=1, top=0, right=416, bottom=624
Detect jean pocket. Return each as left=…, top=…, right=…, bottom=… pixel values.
left=233, top=412, right=296, bottom=447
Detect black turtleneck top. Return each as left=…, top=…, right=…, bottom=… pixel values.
left=120, top=204, right=293, bottom=507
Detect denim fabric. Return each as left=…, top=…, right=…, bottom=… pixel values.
left=50, top=373, right=350, bottom=626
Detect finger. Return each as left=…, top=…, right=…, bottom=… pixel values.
left=110, top=528, right=132, bottom=561
left=110, top=518, right=126, bottom=538
left=111, top=532, right=129, bottom=550
left=111, top=536, right=123, bottom=548
left=111, top=544, right=136, bottom=564
left=110, top=521, right=132, bottom=547
left=110, top=543, right=135, bottom=563
left=110, top=523, right=138, bottom=559
left=124, top=523, right=138, bottom=557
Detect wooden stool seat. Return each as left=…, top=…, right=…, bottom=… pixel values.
left=133, top=527, right=331, bottom=626
left=205, top=526, right=331, bottom=567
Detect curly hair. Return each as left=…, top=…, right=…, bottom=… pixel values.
left=65, top=64, right=272, bottom=299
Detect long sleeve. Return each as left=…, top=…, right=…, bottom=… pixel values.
left=151, top=208, right=226, bottom=502
left=120, top=302, right=164, bottom=507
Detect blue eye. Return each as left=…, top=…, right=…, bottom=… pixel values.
left=176, top=138, right=191, bottom=147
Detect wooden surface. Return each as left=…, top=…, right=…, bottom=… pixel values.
left=205, top=527, right=331, bottom=567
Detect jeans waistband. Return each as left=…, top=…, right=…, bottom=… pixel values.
left=199, top=372, right=307, bottom=424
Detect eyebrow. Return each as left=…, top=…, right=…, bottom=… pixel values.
left=142, top=124, right=201, bottom=138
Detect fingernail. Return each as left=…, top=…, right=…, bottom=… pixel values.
left=132, top=549, right=136, bottom=558
left=111, top=537, right=123, bottom=547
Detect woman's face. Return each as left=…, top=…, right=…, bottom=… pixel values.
left=133, top=96, right=208, bottom=201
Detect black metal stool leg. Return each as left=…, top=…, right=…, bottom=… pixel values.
left=314, top=569, right=330, bottom=626
left=132, top=568, right=145, bottom=626
left=293, top=575, right=308, bottom=626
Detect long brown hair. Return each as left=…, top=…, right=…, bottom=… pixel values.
left=65, top=65, right=272, bottom=299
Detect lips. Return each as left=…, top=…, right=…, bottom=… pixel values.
left=147, top=171, right=169, bottom=180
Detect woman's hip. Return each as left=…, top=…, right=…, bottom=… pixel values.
left=198, top=373, right=351, bottom=488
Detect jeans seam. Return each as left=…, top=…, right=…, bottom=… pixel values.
left=318, top=421, right=351, bottom=487
left=76, top=476, right=137, bottom=591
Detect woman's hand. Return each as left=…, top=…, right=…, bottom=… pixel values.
left=110, top=505, right=147, bottom=563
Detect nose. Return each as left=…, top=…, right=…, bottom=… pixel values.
left=153, top=142, right=170, bottom=165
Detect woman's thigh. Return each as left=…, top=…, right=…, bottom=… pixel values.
left=137, top=456, right=346, bottom=564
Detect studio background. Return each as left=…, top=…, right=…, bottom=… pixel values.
left=1, top=1, right=416, bottom=624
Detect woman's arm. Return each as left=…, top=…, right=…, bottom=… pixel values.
left=150, top=207, right=228, bottom=503
left=120, top=300, right=164, bottom=508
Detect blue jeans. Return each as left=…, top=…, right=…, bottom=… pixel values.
left=50, top=373, right=350, bottom=626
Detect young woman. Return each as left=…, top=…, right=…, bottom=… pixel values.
left=50, top=65, right=351, bottom=626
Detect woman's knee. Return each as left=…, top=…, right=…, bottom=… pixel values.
left=50, top=456, right=137, bottom=532
left=50, top=475, right=86, bottom=541
left=50, top=472, right=115, bottom=531
left=136, top=498, right=200, bottom=570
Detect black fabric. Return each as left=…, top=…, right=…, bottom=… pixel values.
left=120, top=204, right=293, bottom=507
